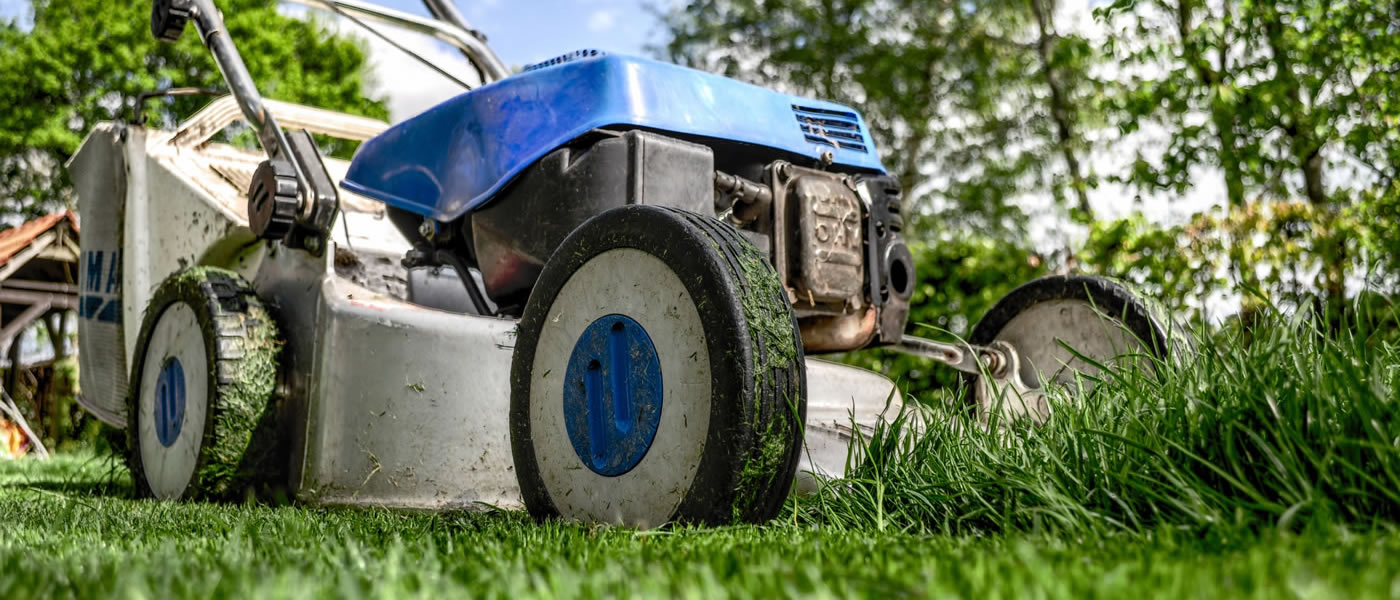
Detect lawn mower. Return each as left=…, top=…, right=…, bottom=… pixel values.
left=69, top=0, right=1176, bottom=527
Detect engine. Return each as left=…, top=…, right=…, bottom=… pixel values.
left=344, top=52, right=914, bottom=353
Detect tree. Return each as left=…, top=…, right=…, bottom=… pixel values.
left=0, top=0, right=388, bottom=222
left=1098, top=0, right=1400, bottom=309
left=661, top=0, right=1107, bottom=242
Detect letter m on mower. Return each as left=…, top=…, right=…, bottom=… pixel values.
left=80, top=249, right=121, bottom=323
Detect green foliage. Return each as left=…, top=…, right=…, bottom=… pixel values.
left=661, top=0, right=1107, bottom=239
left=1079, top=201, right=1399, bottom=322
left=1095, top=0, right=1400, bottom=303
left=1076, top=213, right=1220, bottom=318
left=841, top=237, right=1046, bottom=400
left=0, top=0, right=387, bottom=220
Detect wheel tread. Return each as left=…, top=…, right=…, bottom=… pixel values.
left=510, top=205, right=808, bottom=526
left=125, top=267, right=282, bottom=501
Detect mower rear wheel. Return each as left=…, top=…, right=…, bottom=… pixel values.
left=510, top=205, right=806, bottom=527
left=968, top=275, right=1180, bottom=422
left=126, top=268, right=282, bottom=501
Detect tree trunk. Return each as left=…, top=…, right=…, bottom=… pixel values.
left=1029, top=0, right=1092, bottom=220
left=1176, top=0, right=1245, bottom=208
left=1176, top=0, right=1259, bottom=306
left=46, top=310, right=65, bottom=360
left=4, top=334, right=20, bottom=401
left=1261, top=7, right=1343, bottom=310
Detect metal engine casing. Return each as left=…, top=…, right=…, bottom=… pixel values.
left=341, top=52, right=883, bottom=223
left=470, top=130, right=715, bottom=311
left=760, top=164, right=913, bottom=351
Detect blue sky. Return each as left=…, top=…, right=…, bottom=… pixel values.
left=369, top=0, right=664, bottom=68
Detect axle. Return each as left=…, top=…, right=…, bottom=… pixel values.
left=896, top=336, right=1014, bottom=377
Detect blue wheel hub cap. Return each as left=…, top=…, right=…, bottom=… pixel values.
left=154, top=357, right=186, bottom=448
left=563, top=314, right=663, bottom=476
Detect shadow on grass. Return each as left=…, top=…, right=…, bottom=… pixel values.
left=0, top=453, right=134, bottom=499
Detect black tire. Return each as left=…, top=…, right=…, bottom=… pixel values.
left=126, top=267, right=282, bottom=501
left=965, top=275, right=1181, bottom=404
left=510, top=205, right=806, bottom=527
left=969, top=275, right=1176, bottom=358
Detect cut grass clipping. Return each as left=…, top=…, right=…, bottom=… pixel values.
left=0, top=311, right=1397, bottom=597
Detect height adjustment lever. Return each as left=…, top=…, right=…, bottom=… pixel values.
left=151, top=0, right=192, bottom=43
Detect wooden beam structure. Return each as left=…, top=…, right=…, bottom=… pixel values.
left=0, top=211, right=80, bottom=456
left=0, top=289, right=77, bottom=310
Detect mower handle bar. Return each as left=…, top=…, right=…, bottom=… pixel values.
left=185, top=0, right=315, bottom=216
left=283, top=0, right=510, bottom=82
left=179, top=0, right=509, bottom=220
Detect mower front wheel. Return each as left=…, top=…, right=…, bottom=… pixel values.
left=510, top=205, right=806, bottom=528
left=126, top=268, right=283, bottom=501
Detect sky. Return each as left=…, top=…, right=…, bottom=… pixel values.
left=297, top=0, right=668, bottom=120
left=362, top=0, right=666, bottom=68
left=0, top=0, right=665, bottom=120
left=0, top=0, right=663, bottom=65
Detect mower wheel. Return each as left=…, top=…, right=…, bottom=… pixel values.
left=510, top=205, right=806, bottom=527
left=126, top=267, right=283, bottom=501
left=968, top=275, right=1182, bottom=421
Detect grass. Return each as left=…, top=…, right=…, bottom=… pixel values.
left=798, top=313, right=1400, bottom=535
left=2, top=314, right=1399, bottom=597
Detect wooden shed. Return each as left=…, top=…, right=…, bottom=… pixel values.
left=0, top=210, right=80, bottom=457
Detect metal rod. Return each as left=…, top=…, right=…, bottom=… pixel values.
left=0, top=388, right=49, bottom=459
left=896, top=335, right=1005, bottom=376
left=419, top=0, right=478, bottom=40
left=283, top=0, right=509, bottom=82
left=0, top=280, right=79, bottom=294
left=188, top=0, right=311, bottom=206
left=321, top=2, right=474, bottom=89
left=131, top=87, right=223, bottom=125
left=434, top=250, right=493, bottom=316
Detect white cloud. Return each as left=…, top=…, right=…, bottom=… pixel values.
left=587, top=9, right=617, bottom=32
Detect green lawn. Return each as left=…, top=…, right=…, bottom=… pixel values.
left=0, top=454, right=1397, bottom=599
left=3, top=318, right=1399, bottom=598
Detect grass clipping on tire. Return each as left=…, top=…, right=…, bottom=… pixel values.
left=130, top=267, right=283, bottom=501
left=704, top=224, right=802, bottom=522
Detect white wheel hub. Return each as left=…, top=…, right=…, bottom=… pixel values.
left=136, top=302, right=209, bottom=500
left=994, top=299, right=1147, bottom=384
left=529, top=248, right=712, bottom=527
left=977, top=299, right=1148, bottom=424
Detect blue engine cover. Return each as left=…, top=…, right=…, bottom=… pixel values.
left=341, top=51, right=886, bottom=222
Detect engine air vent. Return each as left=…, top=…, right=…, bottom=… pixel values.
left=791, top=105, right=868, bottom=153
left=524, top=49, right=606, bottom=72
